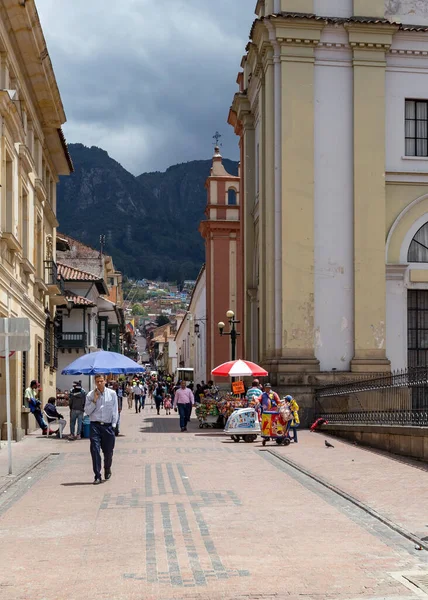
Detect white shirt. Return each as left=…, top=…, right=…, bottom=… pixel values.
left=85, top=387, right=119, bottom=427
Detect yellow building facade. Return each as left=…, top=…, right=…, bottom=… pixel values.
left=230, top=0, right=428, bottom=402
left=0, top=0, right=71, bottom=440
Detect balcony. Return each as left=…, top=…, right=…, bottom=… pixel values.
left=44, top=260, right=64, bottom=296
left=58, top=332, right=87, bottom=349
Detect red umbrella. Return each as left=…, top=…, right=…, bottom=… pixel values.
left=211, top=359, right=268, bottom=377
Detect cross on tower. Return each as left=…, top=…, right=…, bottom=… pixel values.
left=213, top=131, right=222, bottom=147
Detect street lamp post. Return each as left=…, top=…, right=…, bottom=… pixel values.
left=218, top=310, right=240, bottom=360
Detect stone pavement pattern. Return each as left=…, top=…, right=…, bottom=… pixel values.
left=0, top=409, right=427, bottom=600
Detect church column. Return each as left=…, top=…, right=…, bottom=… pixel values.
left=278, top=25, right=322, bottom=372
left=348, top=24, right=397, bottom=372
left=242, top=112, right=256, bottom=361
left=261, top=47, right=275, bottom=360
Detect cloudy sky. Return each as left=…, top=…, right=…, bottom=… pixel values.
left=35, top=0, right=254, bottom=175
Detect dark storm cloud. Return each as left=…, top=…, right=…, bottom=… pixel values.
left=36, top=0, right=254, bottom=174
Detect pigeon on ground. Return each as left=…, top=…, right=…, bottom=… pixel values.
left=325, top=440, right=334, bottom=448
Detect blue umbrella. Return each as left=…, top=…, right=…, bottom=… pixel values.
left=61, top=351, right=144, bottom=375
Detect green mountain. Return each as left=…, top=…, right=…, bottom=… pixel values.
left=57, top=144, right=238, bottom=281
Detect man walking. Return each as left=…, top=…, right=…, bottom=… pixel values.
left=173, top=380, right=194, bottom=432
left=85, top=375, right=118, bottom=485
left=133, top=380, right=142, bottom=413
left=68, top=381, right=86, bottom=440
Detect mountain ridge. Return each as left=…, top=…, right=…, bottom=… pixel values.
left=57, top=143, right=239, bottom=282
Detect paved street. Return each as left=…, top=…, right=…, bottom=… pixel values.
left=0, top=411, right=428, bottom=600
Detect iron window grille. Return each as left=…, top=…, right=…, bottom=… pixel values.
left=405, top=99, right=428, bottom=157
left=44, top=317, right=51, bottom=366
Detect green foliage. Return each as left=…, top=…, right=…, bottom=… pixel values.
left=57, top=144, right=238, bottom=281
left=131, top=304, right=147, bottom=316
left=155, top=315, right=170, bottom=327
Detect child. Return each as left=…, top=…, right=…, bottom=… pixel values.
left=164, top=394, right=172, bottom=415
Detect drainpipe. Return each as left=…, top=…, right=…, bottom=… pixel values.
left=267, top=22, right=283, bottom=354
left=274, top=0, right=280, bottom=13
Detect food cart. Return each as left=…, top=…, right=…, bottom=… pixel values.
left=224, top=407, right=260, bottom=442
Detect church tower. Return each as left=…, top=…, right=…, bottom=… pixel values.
left=199, top=146, right=244, bottom=379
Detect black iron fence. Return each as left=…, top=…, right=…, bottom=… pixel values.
left=315, top=368, right=428, bottom=427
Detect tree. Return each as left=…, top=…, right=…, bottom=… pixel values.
left=131, top=304, right=147, bottom=316
left=156, top=315, right=170, bottom=327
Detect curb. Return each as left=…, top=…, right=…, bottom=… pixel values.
left=267, top=449, right=428, bottom=552
left=0, top=454, right=51, bottom=495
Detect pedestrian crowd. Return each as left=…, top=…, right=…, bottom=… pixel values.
left=24, top=372, right=300, bottom=484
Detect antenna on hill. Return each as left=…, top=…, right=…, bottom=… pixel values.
left=99, top=234, right=106, bottom=258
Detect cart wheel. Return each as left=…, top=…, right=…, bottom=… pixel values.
left=232, top=435, right=240, bottom=443
left=276, top=438, right=283, bottom=445
left=262, top=439, right=267, bottom=447
left=248, top=434, right=257, bottom=443
left=283, top=438, right=291, bottom=446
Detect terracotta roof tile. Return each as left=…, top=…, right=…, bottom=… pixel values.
left=250, top=13, right=400, bottom=39
left=64, top=292, right=95, bottom=307
left=57, top=262, right=99, bottom=281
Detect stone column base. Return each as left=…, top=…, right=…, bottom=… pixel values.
left=350, top=358, right=391, bottom=373
left=264, top=356, right=320, bottom=376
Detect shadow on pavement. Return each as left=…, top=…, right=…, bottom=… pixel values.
left=61, top=482, right=98, bottom=487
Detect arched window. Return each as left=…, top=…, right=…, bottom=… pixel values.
left=408, top=222, right=428, bottom=262
left=228, top=189, right=237, bottom=206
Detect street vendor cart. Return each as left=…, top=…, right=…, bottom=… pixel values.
left=261, top=405, right=292, bottom=446
left=224, top=407, right=260, bottom=442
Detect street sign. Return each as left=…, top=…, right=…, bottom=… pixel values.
left=0, top=318, right=31, bottom=475
left=0, top=318, right=31, bottom=351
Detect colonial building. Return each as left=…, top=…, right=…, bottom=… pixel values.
left=229, top=0, right=428, bottom=405
left=175, top=265, right=206, bottom=384
left=55, top=234, right=125, bottom=392
left=0, top=0, right=72, bottom=439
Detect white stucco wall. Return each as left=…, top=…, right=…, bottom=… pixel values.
left=385, top=0, right=428, bottom=25
left=314, top=0, right=352, bottom=17
left=386, top=276, right=408, bottom=371
left=314, top=28, right=354, bottom=370
left=57, top=350, right=92, bottom=394
left=192, top=270, right=206, bottom=385
left=386, top=40, right=428, bottom=174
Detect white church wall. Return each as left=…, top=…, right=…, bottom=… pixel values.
left=386, top=275, right=408, bottom=371
left=314, top=28, right=354, bottom=371
left=385, top=1, right=428, bottom=25
left=386, top=44, right=428, bottom=175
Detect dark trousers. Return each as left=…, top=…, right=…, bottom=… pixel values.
left=178, top=403, right=192, bottom=429
left=134, top=395, right=141, bottom=412
left=90, top=423, right=115, bottom=479
left=33, top=409, right=47, bottom=431
left=155, top=396, right=163, bottom=414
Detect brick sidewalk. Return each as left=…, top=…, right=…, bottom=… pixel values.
left=278, top=430, right=428, bottom=539
left=0, top=409, right=427, bottom=600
